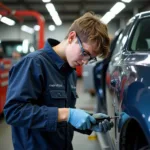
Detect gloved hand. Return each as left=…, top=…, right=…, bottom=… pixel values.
left=118, top=112, right=129, bottom=129
left=91, top=113, right=114, bottom=132
left=67, top=108, right=96, bottom=130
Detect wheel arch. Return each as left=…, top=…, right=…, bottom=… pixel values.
left=119, top=118, right=149, bottom=150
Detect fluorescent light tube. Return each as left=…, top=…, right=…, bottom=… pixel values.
left=51, top=11, right=62, bottom=26
left=30, top=47, right=35, bottom=52
left=22, top=40, right=29, bottom=53
left=121, top=0, right=132, bottom=3
left=110, top=2, right=126, bottom=15
left=42, top=0, right=51, bottom=2
left=100, top=12, right=115, bottom=24
left=1, top=17, right=15, bottom=26
left=16, top=45, right=22, bottom=52
left=46, top=3, right=55, bottom=14
left=46, top=3, right=62, bottom=26
left=21, top=25, right=34, bottom=34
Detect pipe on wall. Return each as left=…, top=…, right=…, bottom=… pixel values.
left=0, top=3, right=45, bottom=49
left=0, top=3, right=23, bottom=22
left=14, top=11, right=45, bottom=49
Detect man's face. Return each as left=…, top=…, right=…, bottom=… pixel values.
left=65, top=32, right=98, bottom=68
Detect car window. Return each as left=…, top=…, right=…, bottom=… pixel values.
left=112, top=32, right=123, bottom=55
left=0, top=41, right=4, bottom=58
left=110, top=29, right=123, bottom=52
left=130, top=18, right=150, bottom=52
left=1, top=40, right=35, bottom=58
left=112, top=24, right=132, bottom=56
left=4, top=42, right=22, bottom=57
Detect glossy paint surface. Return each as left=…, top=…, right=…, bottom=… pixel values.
left=94, top=11, right=150, bottom=148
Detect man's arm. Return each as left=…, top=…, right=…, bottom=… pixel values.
left=4, top=57, right=58, bottom=132
left=58, top=108, right=69, bottom=122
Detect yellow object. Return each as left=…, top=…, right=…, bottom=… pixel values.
left=88, top=133, right=97, bottom=140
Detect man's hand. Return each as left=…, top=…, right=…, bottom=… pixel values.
left=118, top=112, right=129, bottom=129
left=67, top=108, right=96, bottom=130
left=91, top=113, right=114, bottom=132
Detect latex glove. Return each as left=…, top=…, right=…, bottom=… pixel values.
left=118, top=112, right=129, bottom=129
left=67, top=108, right=96, bottom=130
left=91, top=113, right=114, bottom=132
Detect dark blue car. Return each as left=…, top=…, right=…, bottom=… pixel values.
left=94, top=11, right=150, bottom=150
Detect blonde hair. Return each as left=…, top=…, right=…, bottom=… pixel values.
left=65, top=12, right=110, bottom=58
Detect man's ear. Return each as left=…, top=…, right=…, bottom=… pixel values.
left=68, top=31, right=76, bottom=44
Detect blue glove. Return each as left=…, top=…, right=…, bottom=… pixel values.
left=67, top=108, right=96, bottom=130
left=91, top=113, right=114, bottom=132
left=118, top=112, right=129, bottom=130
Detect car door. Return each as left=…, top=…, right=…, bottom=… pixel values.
left=105, top=22, right=134, bottom=149
left=93, top=29, right=123, bottom=113
left=106, top=16, right=150, bottom=149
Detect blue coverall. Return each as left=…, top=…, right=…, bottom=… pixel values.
left=4, top=39, right=91, bottom=150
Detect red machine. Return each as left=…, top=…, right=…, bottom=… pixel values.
left=76, top=66, right=82, bottom=77
left=0, top=59, right=11, bottom=114
left=0, top=2, right=45, bottom=114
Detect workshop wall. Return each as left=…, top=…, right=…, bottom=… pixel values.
left=0, top=22, right=119, bottom=44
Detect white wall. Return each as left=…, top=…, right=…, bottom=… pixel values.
left=0, top=23, right=33, bottom=41
left=0, top=21, right=118, bottom=46
left=0, top=22, right=71, bottom=42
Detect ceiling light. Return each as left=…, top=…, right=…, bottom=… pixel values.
left=48, top=25, right=55, bottom=31
left=30, top=47, right=35, bottom=52
left=45, top=3, right=62, bottom=26
left=22, top=40, right=29, bottom=53
left=34, top=25, right=40, bottom=31
left=100, top=12, right=115, bottom=24
left=1, top=17, right=15, bottom=26
left=121, top=0, right=132, bottom=3
left=42, top=0, right=51, bottom=2
left=16, top=46, right=22, bottom=52
left=21, top=25, right=34, bottom=34
left=110, top=2, right=126, bottom=15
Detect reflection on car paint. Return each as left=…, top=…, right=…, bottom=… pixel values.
left=94, top=11, right=150, bottom=150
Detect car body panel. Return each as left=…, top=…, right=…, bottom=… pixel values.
left=94, top=11, right=150, bottom=149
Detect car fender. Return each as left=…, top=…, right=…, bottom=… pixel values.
left=121, top=104, right=150, bottom=144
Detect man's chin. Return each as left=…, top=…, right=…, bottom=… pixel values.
left=70, top=61, right=82, bottom=68
left=69, top=63, right=76, bottom=68
left=71, top=65, right=76, bottom=68
left=69, top=62, right=77, bottom=68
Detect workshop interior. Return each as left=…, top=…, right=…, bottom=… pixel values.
left=0, top=0, right=150, bottom=150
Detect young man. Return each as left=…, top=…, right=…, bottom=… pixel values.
left=4, top=12, right=113, bottom=150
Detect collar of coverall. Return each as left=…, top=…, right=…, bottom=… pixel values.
left=44, top=38, right=75, bottom=73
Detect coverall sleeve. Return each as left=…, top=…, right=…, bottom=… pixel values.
left=4, top=57, right=58, bottom=132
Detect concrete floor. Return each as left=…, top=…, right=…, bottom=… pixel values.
left=72, top=78, right=100, bottom=150
left=0, top=78, right=100, bottom=150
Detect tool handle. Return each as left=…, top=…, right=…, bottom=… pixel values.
left=95, top=117, right=111, bottom=124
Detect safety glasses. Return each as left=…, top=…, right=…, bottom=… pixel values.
left=76, top=34, right=97, bottom=63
